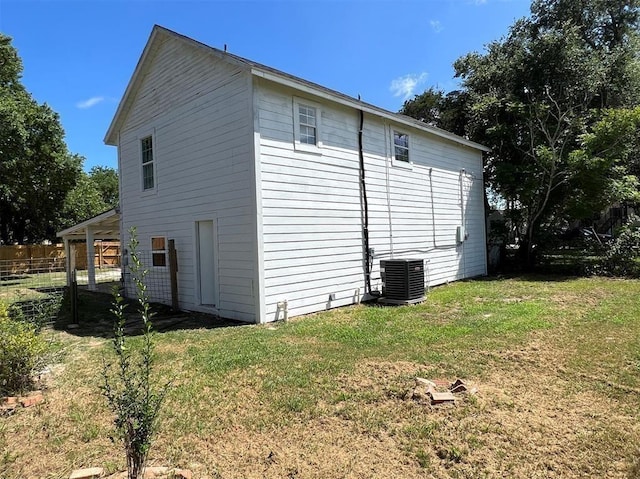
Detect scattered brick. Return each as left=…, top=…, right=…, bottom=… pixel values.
left=2, top=396, right=18, bottom=406
left=143, top=466, right=169, bottom=478
left=415, top=377, right=437, bottom=389
left=69, top=467, right=104, bottom=479
left=170, top=469, right=192, bottom=479
left=19, top=391, right=44, bottom=408
left=432, top=379, right=452, bottom=388
left=428, top=390, right=456, bottom=405
left=449, top=379, right=469, bottom=393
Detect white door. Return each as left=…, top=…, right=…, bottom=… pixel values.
left=197, top=220, right=216, bottom=306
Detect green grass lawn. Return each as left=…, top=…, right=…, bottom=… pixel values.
left=2, top=276, right=640, bottom=478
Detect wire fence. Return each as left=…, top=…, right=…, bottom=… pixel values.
left=0, top=258, right=67, bottom=327
left=0, top=246, right=177, bottom=325
left=0, top=257, right=124, bottom=326
left=121, top=251, right=173, bottom=307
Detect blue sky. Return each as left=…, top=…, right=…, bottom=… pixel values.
left=0, top=0, right=530, bottom=171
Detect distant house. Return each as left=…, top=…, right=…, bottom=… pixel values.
left=103, top=25, right=489, bottom=323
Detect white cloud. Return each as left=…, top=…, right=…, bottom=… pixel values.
left=430, top=20, right=443, bottom=33
left=76, top=96, right=105, bottom=109
left=472, top=0, right=487, bottom=4
left=389, top=72, right=428, bottom=100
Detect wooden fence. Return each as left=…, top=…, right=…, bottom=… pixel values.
left=0, top=242, right=120, bottom=275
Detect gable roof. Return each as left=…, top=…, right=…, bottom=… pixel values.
left=105, top=25, right=489, bottom=152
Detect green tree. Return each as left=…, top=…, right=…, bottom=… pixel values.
left=404, top=0, right=640, bottom=268
left=59, top=166, right=119, bottom=230
left=59, top=172, right=108, bottom=230
left=89, top=165, right=118, bottom=208
left=0, top=33, right=82, bottom=244
left=400, top=88, right=470, bottom=137
left=567, top=107, right=640, bottom=218
left=400, top=87, right=445, bottom=126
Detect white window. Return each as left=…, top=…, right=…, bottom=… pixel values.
left=298, top=104, right=317, bottom=145
left=141, top=135, right=154, bottom=190
left=293, top=98, right=322, bottom=151
left=393, top=131, right=410, bottom=163
left=151, top=236, right=166, bottom=267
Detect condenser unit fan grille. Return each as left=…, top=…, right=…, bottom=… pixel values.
left=380, top=259, right=425, bottom=301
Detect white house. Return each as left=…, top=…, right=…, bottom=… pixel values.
left=104, top=25, right=489, bottom=324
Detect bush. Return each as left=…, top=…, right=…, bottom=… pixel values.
left=7, top=295, right=62, bottom=332
left=584, top=215, right=640, bottom=277
left=0, top=302, right=48, bottom=396
left=101, top=228, right=169, bottom=479
left=602, top=218, right=640, bottom=277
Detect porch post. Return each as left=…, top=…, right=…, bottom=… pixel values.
left=63, top=237, right=71, bottom=286
left=86, top=227, right=96, bottom=291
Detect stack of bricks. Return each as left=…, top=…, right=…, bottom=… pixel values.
left=0, top=391, right=45, bottom=415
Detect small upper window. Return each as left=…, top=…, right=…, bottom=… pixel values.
left=151, top=236, right=166, bottom=267
left=293, top=98, right=322, bottom=151
left=141, top=136, right=154, bottom=190
left=393, top=131, right=410, bottom=163
left=298, top=104, right=317, bottom=145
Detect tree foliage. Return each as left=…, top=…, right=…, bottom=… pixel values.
left=401, top=0, right=640, bottom=268
left=60, top=166, right=119, bottom=230
left=0, top=33, right=83, bottom=244
left=89, top=165, right=119, bottom=208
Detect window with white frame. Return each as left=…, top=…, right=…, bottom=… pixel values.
left=299, top=104, right=317, bottom=145
left=151, top=236, right=166, bottom=267
left=293, top=98, right=321, bottom=150
left=393, top=131, right=410, bottom=163
left=141, top=135, right=154, bottom=190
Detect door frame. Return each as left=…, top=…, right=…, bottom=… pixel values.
left=193, top=217, right=219, bottom=312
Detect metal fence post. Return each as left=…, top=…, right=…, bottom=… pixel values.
left=71, top=268, right=78, bottom=324
left=169, top=240, right=179, bottom=311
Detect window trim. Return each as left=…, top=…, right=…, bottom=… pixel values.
left=151, top=236, right=167, bottom=268
left=139, top=131, right=157, bottom=193
left=391, top=129, right=413, bottom=169
left=293, top=97, right=322, bottom=153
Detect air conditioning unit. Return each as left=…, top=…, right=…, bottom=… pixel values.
left=379, top=259, right=425, bottom=305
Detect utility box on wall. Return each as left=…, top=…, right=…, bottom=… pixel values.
left=379, top=259, right=425, bottom=305
left=456, top=226, right=466, bottom=243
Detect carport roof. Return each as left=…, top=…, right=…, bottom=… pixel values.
left=57, top=208, right=120, bottom=240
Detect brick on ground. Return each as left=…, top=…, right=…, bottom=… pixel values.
left=19, top=391, right=44, bottom=408
left=69, top=467, right=104, bottom=479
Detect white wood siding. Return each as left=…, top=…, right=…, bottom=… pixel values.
left=256, top=80, right=486, bottom=322
left=118, top=36, right=256, bottom=322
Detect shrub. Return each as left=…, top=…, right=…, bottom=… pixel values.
left=101, top=228, right=169, bottom=479
left=0, top=302, right=48, bottom=396
left=8, top=295, right=63, bottom=332
left=596, top=216, right=640, bottom=277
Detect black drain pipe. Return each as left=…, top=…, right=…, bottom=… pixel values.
left=358, top=106, right=378, bottom=296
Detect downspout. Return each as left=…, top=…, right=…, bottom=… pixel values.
left=358, top=107, right=378, bottom=296
left=429, top=167, right=437, bottom=248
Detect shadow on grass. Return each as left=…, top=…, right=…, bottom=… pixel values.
left=476, top=272, right=580, bottom=283
left=54, top=289, right=243, bottom=339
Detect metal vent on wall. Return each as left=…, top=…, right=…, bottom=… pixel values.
left=379, top=259, right=425, bottom=305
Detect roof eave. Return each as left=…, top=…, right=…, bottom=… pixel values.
left=57, top=208, right=120, bottom=238
left=250, top=67, right=490, bottom=153
left=104, top=24, right=489, bottom=153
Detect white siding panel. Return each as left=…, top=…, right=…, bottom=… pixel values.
left=257, top=81, right=486, bottom=322
left=118, top=36, right=256, bottom=322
